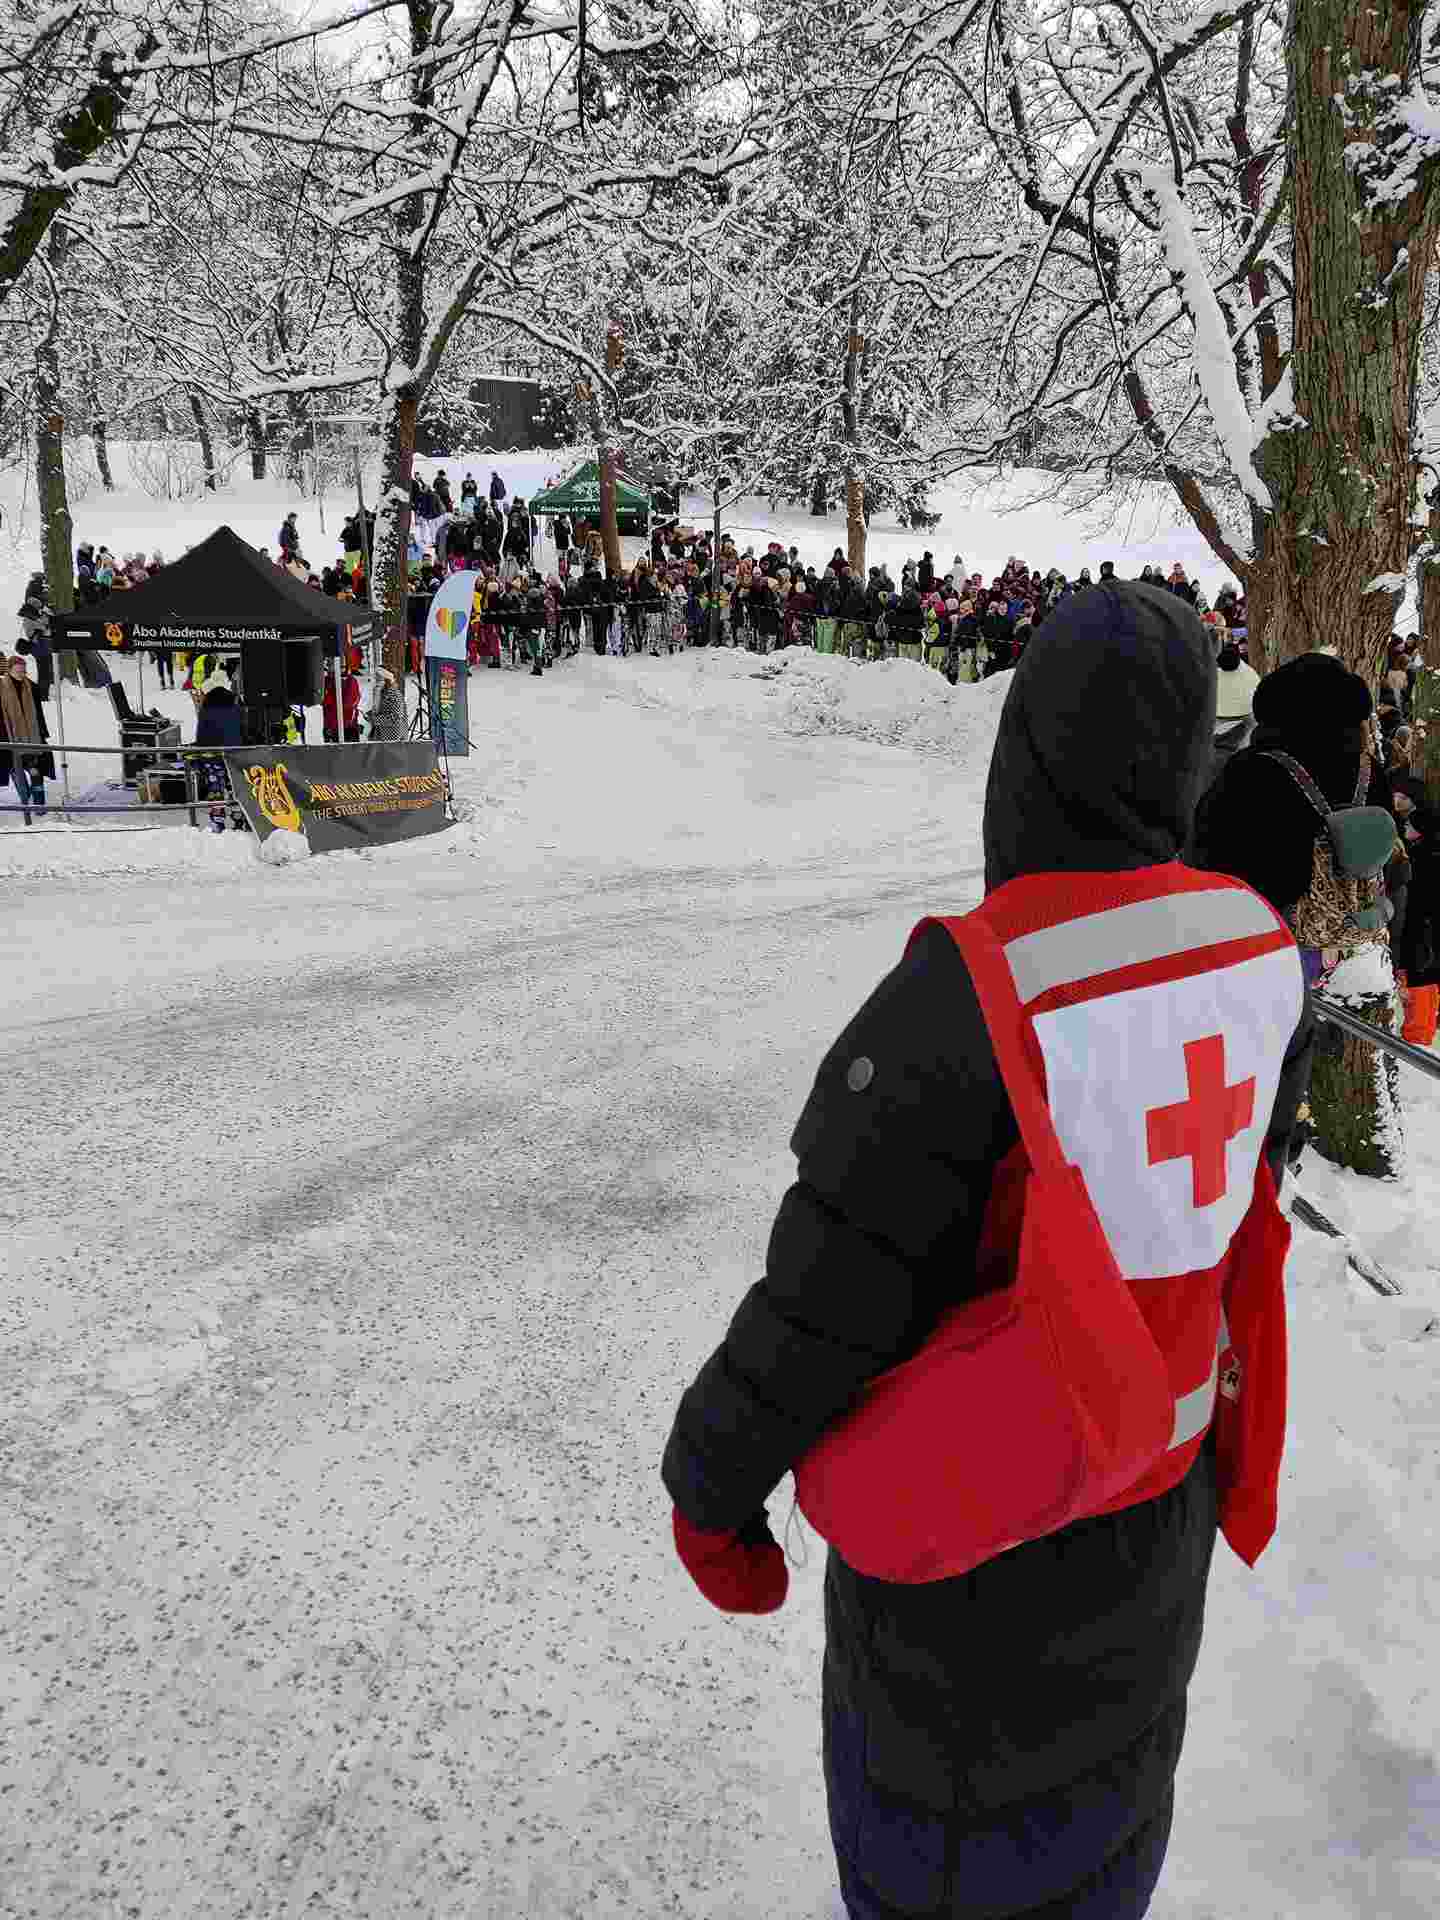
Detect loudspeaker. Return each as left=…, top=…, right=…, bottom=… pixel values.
left=240, top=633, right=326, bottom=707
left=285, top=634, right=324, bottom=707
left=241, top=635, right=288, bottom=707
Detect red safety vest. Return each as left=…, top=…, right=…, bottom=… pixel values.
left=920, top=860, right=1302, bottom=1563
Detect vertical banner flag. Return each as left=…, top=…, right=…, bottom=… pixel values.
left=424, top=570, right=479, bottom=661
left=425, top=655, right=470, bottom=758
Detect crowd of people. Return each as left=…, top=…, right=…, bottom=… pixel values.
left=379, top=478, right=1254, bottom=684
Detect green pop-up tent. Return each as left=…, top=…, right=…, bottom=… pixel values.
left=529, top=460, right=652, bottom=534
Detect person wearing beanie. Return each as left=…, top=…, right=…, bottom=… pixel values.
left=1206, top=639, right=1262, bottom=775
left=1192, top=651, right=1390, bottom=978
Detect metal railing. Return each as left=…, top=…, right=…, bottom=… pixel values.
left=0, top=739, right=240, bottom=824
left=1312, top=992, right=1440, bottom=1084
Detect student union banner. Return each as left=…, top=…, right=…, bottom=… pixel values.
left=225, top=742, right=450, bottom=853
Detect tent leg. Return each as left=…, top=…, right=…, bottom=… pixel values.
left=54, top=664, right=72, bottom=821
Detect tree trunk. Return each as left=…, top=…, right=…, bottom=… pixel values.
left=245, top=406, right=267, bottom=481
left=34, top=228, right=75, bottom=679
left=1252, top=0, right=1440, bottom=685
left=188, top=387, right=217, bottom=491
left=375, top=389, right=420, bottom=681
left=840, top=274, right=869, bottom=578
left=369, top=0, right=435, bottom=683
left=597, top=322, right=625, bottom=578
left=92, top=416, right=113, bottom=492
left=1247, top=0, right=1440, bottom=1174
left=1307, top=955, right=1404, bottom=1180
left=845, top=472, right=866, bottom=575
left=577, top=379, right=622, bottom=579
left=284, top=398, right=309, bottom=490
left=597, top=443, right=621, bottom=579
left=83, top=341, right=114, bottom=491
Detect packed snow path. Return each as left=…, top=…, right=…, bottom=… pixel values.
left=4, top=652, right=1438, bottom=1919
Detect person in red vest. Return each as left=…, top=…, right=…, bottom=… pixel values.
left=661, top=581, right=1314, bottom=1920
left=321, top=665, right=361, bottom=743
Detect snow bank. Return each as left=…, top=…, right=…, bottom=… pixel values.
left=761, top=648, right=1012, bottom=758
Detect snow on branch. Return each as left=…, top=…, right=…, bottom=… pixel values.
left=1135, top=164, right=1272, bottom=512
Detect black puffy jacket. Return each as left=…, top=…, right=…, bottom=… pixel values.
left=1191, top=654, right=1390, bottom=922
left=663, top=583, right=1312, bottom=1920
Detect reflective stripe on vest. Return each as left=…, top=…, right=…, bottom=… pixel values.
left=975, top=866, right=1301, bottom=1508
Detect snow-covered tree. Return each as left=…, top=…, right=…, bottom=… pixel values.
left=870, top=0, right=1440, bottom=687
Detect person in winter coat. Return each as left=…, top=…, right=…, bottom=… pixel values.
left=1191, top=652, right=1390, bottom=986
left=190, top=682, right=245, bottom=822
left=460, top=472, right=479, bottom=505
left=278, top=512, right=301, bottom=558
left=1166, top=564, right=1199, bottom=607
left=368, top=667, right=407, bottom=740
left=749, top=579, right=782, bottom=653
left=479, top=500, right=504, bottom=565
left=16, top=577, right=53, bottom=701
left=489, top=470, right=506, bottom=504
left=662, top=581, right=1313, bottom=1920
left=0, top=652, right=56, bottom=821
left=1209, top=640, right=1261, bottom=774
left=322, top=666, right=362, bottom=743
left=918, top=552, right=936, bottom=593
left=584, top=569, right=613, bottom=655
left=891, top=585, right=925, bottom=661
left=433, top=470, right=454, bottom=514
left=194, top=681, right=245, bottom=750
left=504, top=502, right=532, bottom=573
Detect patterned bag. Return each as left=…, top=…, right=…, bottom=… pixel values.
left=1263, top=751, right=1391, bottom=951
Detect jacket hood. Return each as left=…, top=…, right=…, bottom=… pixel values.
left=983, top=581, right=1216, bottom=890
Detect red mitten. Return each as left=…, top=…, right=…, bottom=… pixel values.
left=672, top=1507, right=789, bottom=1615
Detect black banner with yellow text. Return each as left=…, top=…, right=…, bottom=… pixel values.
left=224, top=742, right=450, bottom=853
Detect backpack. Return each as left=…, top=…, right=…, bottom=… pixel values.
left=1263, top=751, right=1394, bottom=948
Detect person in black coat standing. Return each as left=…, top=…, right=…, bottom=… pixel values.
left=662, top=583, right=1312, bottom=1920
left=1190, top=652, right=1389, bottom=981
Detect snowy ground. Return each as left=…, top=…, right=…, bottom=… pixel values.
left=2, top=455, right=1439, bottom=1919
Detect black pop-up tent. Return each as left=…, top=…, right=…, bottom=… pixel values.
left=51, top=526, right=375, bottom=677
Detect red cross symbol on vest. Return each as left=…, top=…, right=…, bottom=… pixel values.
left=1145, top=1034, right=1256, bottom=1209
